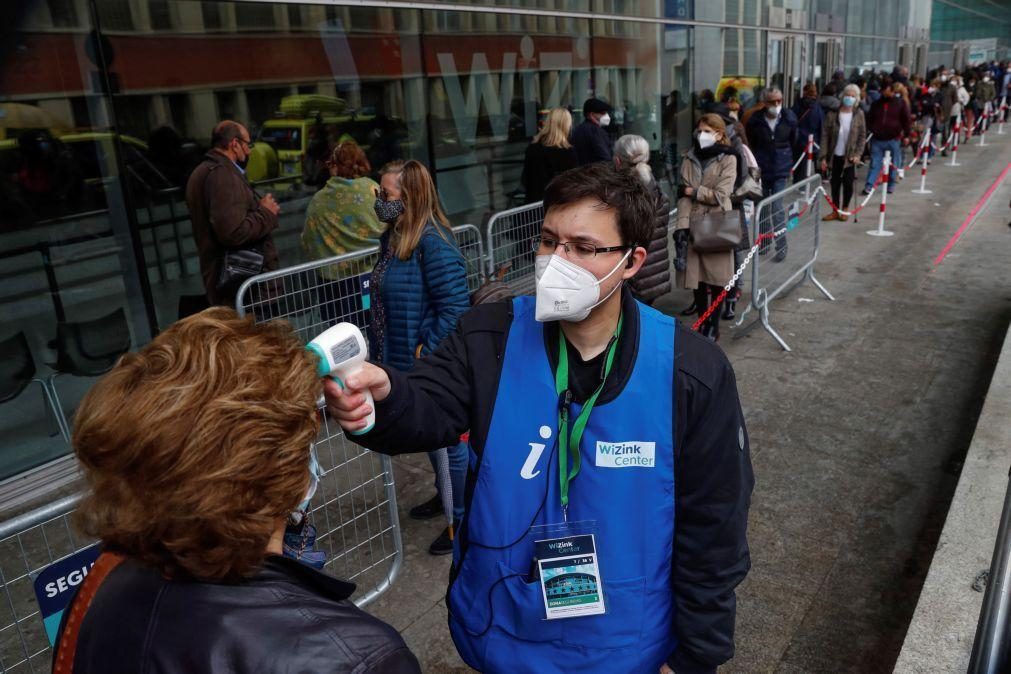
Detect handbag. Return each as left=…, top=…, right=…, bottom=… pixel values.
left=732, top=171, right=763, bottom=203
left=216, top=246, right=265, bottom=297
left=690, top=209, right=743, bottom=253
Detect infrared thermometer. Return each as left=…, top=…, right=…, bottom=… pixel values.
left=307, top=323, right=374, bottom=435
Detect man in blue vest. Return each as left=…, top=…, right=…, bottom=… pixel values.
left=325, top=164, right=754, bottom=673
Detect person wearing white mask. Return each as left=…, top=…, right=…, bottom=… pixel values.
left=674, top=114, right=739, bottom=341
left=324, top=163, right=754, bottom=674
left=745, top=87, right=797, bottom=263
left=820, top=84, right=867, bottom=221
left=572, top=97, right=615, bottom=165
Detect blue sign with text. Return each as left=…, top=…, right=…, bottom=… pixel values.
left=32, top=544, right=101, bottom=646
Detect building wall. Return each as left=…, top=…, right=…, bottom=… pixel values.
left=0, top=0, right=953, bottom=489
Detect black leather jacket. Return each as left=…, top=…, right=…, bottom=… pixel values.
left=59, top=554, right=420, bottom=673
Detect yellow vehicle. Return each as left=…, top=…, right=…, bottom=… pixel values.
left=256, top=95, right=375, bottom=179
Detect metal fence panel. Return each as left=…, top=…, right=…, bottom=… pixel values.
left=452, top=224, right=487, bottom=293
left=735, top=174, right=834, bottom=351
left=486, top=201, right=545, bottom=295
left=235, top=248, right=402, bottom=608
left=0, top=495, right=88, bottom=673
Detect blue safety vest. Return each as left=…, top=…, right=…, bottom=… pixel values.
left=449, top=295, right=677, bottom=673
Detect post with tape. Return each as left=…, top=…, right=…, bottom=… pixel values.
left=948, top=112, right=962, bottom=167
left=979, top=102, right=990, bottom=147
left=912, top=134, right=932, bottom=195
left=804, top=130, right=812, bottom=196
left=999, top=97, right=1006, bottom=135
left=867, top=150, right=894, bottom=237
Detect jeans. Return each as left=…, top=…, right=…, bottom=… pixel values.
left=427, top=440, right=468, bottom=524
left=866, top=138, right=901, bottom=191
left=759, top=177, right=788, bottom=254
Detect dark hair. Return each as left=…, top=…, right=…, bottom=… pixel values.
left=720, top=86, right=738, bottom=102
left=543, top=164, right=654, bottom=249
left=210, top=120, right=245, bottom=149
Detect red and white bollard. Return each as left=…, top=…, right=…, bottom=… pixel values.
left=805, top=133, right=815, bottom=198
left=948, top=113, right=962, bottom=167
left=912, top=135, right=932, bottom=195
left=999, top=97, right=1007, bottom=135
left=979, top=102, right=990, bottom=147
left=867, top=151, right=894, bottom=237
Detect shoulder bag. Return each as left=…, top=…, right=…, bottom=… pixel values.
left=690, top=208, right=744, bottom=253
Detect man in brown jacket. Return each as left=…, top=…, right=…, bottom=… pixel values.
left=186, top=120, right=281, bottom=307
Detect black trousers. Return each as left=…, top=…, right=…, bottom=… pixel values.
left=830, top=155, right=855, bottom=210
left=694, top=283, right=723, bottom=334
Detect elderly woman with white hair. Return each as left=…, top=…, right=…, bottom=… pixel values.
left=613, top=134, right=671, bottom=305
left=818, top=83, right=867, bottom=221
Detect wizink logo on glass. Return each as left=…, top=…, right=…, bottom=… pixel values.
left=595, top=441, right=656, bottom=468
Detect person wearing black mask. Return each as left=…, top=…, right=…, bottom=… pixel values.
left=185, top=120, right=281, bottom=307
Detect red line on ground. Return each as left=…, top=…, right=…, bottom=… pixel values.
left=933, top=162, right=1011, bottom=266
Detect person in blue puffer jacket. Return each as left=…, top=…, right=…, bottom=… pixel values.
left=745, top=87, right=797, bottom=262
left=370, top=159, right=470, bottom=555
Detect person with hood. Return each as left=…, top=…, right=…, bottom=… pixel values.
left=573, top=98, right=614, bottom=165
left=819, top=83, right=841, bottom=115
left=820, top=84, right=867, bottom=221
left=745, top=87, right=796, bottom=262
left=791, top=83, right=824, bottom=179
left=975, top=73, right=997, bottom=130
left=712, top=86, right=741, bottom=120
left=674, top=113, right=738, bottom=341
left=613, top=134, right=671, bottom=306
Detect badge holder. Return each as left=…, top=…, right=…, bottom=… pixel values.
left=528, top=520, right=608, bottom=620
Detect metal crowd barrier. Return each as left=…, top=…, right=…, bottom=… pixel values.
left=733, top=174, right=834, bottom=351
left=485, top=200, right=545, bottom=295
left=232, top=223, right=479, bottom=607
left=0, top=494, right=89, bottom=672
left=235, top=248, right=401, bottom=609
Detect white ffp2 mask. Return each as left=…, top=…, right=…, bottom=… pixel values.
left=599, top=113, right=611, bottom=127
left=534, top=250, right=631, bottom=322
left=697, top=131, right=717, bottom=149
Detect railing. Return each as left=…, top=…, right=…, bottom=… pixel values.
left=970, top=465, right=1011, bottom=673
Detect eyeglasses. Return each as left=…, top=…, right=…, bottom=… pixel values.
left=236, top=138, right=255, bottom=149
left=531, top=235, right=629, bottom=260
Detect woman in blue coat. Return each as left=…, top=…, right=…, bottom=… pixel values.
left=370, top=159, right=470, bottom=555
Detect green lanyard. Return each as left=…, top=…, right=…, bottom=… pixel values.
left=554, top=315, right=623, bottom=519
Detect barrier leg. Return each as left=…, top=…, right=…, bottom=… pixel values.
left=867, top=151, right=894, bottom=237
left=806, top=267, right=836, bottom=301
left=999, top=98, right=1006, bottom=135
left=759, top=300, right=791, bottom=352
left=912, top=137, right=932, bottom=194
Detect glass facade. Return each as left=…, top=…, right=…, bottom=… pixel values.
left=0, top=0, right=1004, bottom=487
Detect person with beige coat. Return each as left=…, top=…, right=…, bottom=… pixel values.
left=674, top=113, right=738, bottom=341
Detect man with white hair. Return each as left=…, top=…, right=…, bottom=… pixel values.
left=744, top=87, right=797, bottom=262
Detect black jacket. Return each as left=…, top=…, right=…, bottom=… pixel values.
left=521, top=142, right=578, bottom=204
left=572, top=118, right=614, bottom=165
left=358, top=291, right=754, bottom=673
left=59, top=555, right=420, bottom=673
left=745, top=108, right=799, bottom=182
left=629, top=182, right=673, bottom=304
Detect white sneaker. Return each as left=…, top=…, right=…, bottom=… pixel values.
left=897, top=168, right=905, bottom=180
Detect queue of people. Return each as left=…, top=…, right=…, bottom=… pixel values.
left=61, top=60, right=1007, bottom=670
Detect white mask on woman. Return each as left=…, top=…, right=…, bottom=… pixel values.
left=534, top=250, right=631, bottom=322
left=697, top=131, right=717, bottom=149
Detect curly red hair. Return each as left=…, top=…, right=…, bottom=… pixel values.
left=328, top=140, right=371, bottom=179
left=72, top=307, right=321, bottom=581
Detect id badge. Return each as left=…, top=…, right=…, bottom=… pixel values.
left=534, top=532, right=606, bottom=620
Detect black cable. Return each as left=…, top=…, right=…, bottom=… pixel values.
left=445, top=399, right=566, bottom=639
